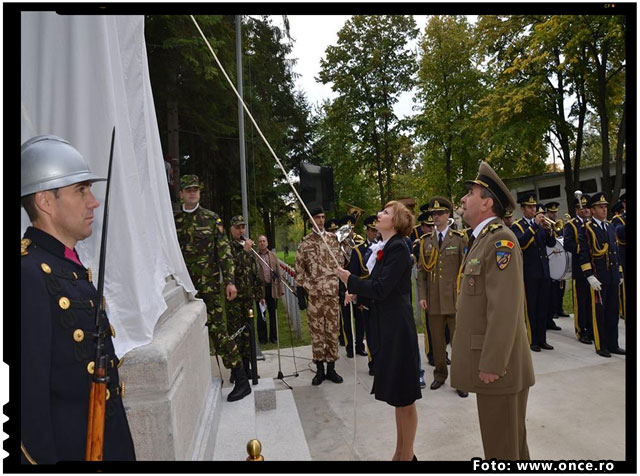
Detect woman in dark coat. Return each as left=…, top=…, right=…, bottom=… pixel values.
left=337, top=200, right=421, bottom=461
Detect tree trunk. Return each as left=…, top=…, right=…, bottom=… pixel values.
left=612, top=100, right=626, bottom=206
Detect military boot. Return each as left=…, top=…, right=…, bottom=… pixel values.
left=312, top=361, right=325, bottom=386
left=243, top=358, right=259, bottom=380
left=325, top=361, right=343, bottom=384
left=227, top=366, right=251, bottom=402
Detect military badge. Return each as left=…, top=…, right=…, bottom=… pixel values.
left=496, top=251, right=511, bottom=270
left=495, top=240, right=515, bottom=249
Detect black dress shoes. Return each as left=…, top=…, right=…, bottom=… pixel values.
left=540, top=342, right=554, bottom=350
left=430, top=380, right=443, bottom=390
left=456, top=389, right=469, bottom=398
left=557, top=311, right=570, bottom=317
left=428, top=358, right=435, bottom=367
left=579, top=335, right=593, bottom=345
left=346, top=348, right=354, bottom=358
left=530, top=344, right=541, bottom=352
left=597, top=350, right=611, bottom=358
left=611, top=348, right=626, bottom=355
left=356, top=349, right=368, bottom=357
left=547, top=323, right=562, bottom=330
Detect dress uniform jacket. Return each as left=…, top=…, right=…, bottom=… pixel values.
left=21, top=227, right=135, bottom=463
left=563, top=217, right=592, bottom=339
left=346, top=233, right=422, bottom=407
left=512, top=218, right=556, bottom=279
left=416, top=228, right=467, bottom=315
left=451, top=218, right=535, bottom=395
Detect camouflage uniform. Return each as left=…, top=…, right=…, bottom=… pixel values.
left=226, top=216, right=265, bottom=359
left=295, top=231, right=341, bottom=362
left=174, top=175, right=242, bottom=370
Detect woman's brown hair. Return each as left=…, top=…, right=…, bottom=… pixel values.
left=384, top=200, right=415, bottom=237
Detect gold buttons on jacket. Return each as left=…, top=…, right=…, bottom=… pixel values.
left=41, top=263, right=52, bottom=274
left=87, top=361, right=95, bottom=374
left=73, top=329, right=85, bottom=342
left=59, top=297, right=71, bottom=310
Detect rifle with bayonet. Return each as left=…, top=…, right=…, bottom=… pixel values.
left=85, top=127, right=116, bottom=461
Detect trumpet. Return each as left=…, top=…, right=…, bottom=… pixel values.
left=537, top=215, right=564, bottom=233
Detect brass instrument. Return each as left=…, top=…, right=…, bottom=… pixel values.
left=345, top=203, right=364, bottom=226
left=538, top=215, right=563, bottom=233
left=335, top=223, right=357, bottom=261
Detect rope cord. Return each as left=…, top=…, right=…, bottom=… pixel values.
left=189, top=15, right=341, bottom=268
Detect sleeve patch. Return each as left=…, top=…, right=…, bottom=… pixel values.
left=495, top=240, right=515, bottom=249
left=496, top=251, right=512, bottom=270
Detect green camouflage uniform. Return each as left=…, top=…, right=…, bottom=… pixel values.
left=174, top=175, right=242, bottom=370
left=226, top=218, right=265, bottom=359
left=295, top=231, right=341, bottom=362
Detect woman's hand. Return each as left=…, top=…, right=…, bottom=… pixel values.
left=344, top=292, right=357, bottom=306
left=336, top=267, right=351, bottom=284
left=419, top=299, right=428, bottom=310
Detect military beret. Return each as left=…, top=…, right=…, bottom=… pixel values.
left=308, top=205, right=324, bottom=217
left=363, top=215, right=377, bottom=229
left=180, top=174, right=202, bottom=190
left=588, top=193, right=608, bottom=208
left=466, top=161, right=517, bottom=212
left=230, top=215, right=246, bottom=227
left=428, top=196, right=452, bottom=213
left=544, top=202, right=560, bottom=212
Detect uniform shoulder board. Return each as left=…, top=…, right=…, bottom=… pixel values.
left=452, top=229, right=466, bottom=237
left=488, top=223, right=503, bottom=232
left=301, top=233, right=312, bottom=242
left=419, top=231, right=434, bottom=240
left=21, top=238, right=32, bottom=256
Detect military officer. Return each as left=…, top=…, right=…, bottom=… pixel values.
left=578, top=194, right=625, bottom=358
left=338, top=215, right=367, bottom=358
left=174, top=175, right=250, bottom=402
left=563, top=194, right=594, bottom=344
left=227, top=215, right=265, bottom=380
left=295, top=207, right=344, bottom=385
left=503, top=210, right=514, bottom=228
left=351, top=215, right=379, bottom=375
left=611, top=195, right=626, bottom=320
left=20, top=135, right=136, bottom=463
left=545, top=201, right=567, bottom=328
left=451, top=161, right=535, bottom=460
left=512, top=195, right=556, bottom=352
left=416, top=197, right=468, bottom=397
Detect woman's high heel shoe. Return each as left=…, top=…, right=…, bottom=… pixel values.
left=412, top=455, right=417, bottom=461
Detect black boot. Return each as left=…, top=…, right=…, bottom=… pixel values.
left=227, top=367, right=251, bottom=402
left=312, top=361, right=325, bottom=386
left=325, top=361, right=343, bottom=384
left=243, top=358, right=259, bottom=380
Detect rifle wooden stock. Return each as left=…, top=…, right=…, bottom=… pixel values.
left=85, top=365, right=107, bottom=461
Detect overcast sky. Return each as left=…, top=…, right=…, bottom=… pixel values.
left=282, top=15, right=430, bottom=119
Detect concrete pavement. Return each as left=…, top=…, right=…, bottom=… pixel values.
left=212, top=315, right=627, bottom=462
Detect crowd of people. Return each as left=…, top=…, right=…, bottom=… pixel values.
left=20, top=133, right=626, bottom=463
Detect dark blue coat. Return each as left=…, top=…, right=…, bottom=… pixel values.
left=611, top=213, right=626, bottom=274
left=348, top=241, right=372, bottom=309
left=21, top=227, right=135, bottom=463
left=577, top=219, right=621, bottom=286
left=563, top=217, right=588, bottom=281
left=512, top=218, right=556, bottom=280
left=346, top=233, right=421, bottom=407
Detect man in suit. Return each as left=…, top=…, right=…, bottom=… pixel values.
left=417, top=197, right=468, bottom=397
left=563, top=194, right=593, bottom=344
left=451, top=161, right=535, bottom=460
left=578, top=194, right=625, bottom=358
left=512, top=195, right=556, bottom=352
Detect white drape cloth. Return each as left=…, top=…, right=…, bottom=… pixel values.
left=21, top=13, right=195, bottom=357
left=365, top=238, right=389, bottom=275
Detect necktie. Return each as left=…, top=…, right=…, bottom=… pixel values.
left=438, top=232, right=443, bottom=248
left=468, top=234, right=475, bottom=250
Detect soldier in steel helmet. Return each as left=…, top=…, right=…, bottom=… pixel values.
left=20, top=135, right=136, bottom=463
left=174, top=175, right=250, bottom=402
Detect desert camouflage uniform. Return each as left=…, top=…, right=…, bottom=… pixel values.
left=174, top=205, right=242, bottom=370
left=295, top=231, right=341, bottom=362
left=227, top=238, right=265, bottom=359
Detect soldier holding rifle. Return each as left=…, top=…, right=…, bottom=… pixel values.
left=20, top=135, right=135, bottom=463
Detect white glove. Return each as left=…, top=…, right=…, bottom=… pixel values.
left=587, top=275, right=602, bottom=291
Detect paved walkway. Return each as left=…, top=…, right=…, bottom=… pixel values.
left=213, top=315, right=626, bottom=462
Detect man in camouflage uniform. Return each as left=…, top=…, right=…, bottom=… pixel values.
left=295, top=207, right=344, bottom=385
left=227, top=215, right=265, bottom=380
left=174, top=175, right=250, bottom=402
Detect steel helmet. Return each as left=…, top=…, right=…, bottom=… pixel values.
left=21, top=135, right=106, bottom=197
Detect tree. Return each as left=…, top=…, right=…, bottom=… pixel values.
left=318, top=15, right=418, bottom=207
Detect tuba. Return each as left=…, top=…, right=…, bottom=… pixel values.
left=336, top=223, right=357, bottom=261
left=345, top=203, right=364, bottom=226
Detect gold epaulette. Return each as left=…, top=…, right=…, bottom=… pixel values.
left=419, top=231, right=434, bottom=241
left=354, top=233, right=365, bottom=245
left=481, top=223, right=503, bottom=236
left=452, top=229, right=466, bottom=237
left=21, top=238, right=32, bottom=256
